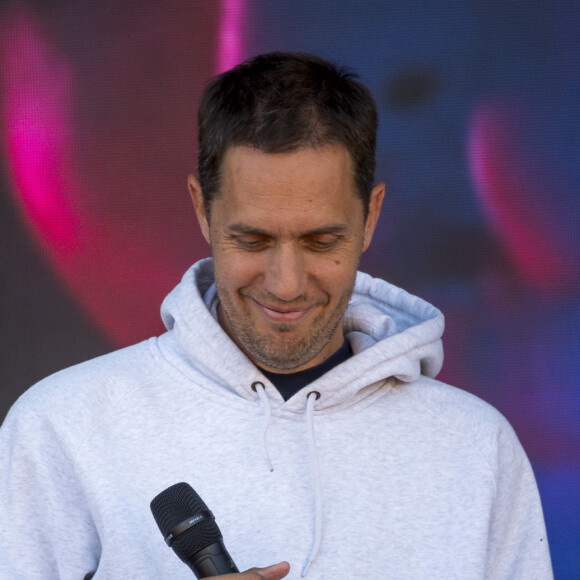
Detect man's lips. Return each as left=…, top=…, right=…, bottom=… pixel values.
left=252, top=299, right=312, bottom=323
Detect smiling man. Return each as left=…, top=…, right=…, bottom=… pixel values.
left=0, top=53, right=552, bottom=579
left=189, top=144, right=383, bottom=373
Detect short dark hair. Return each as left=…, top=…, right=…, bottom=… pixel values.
left=197, top=52, right=378, bottom=220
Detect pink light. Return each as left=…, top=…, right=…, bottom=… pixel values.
left=1, top=10, right=80, bottom=254
left=469, top=104, right=576, bottom=294
left=216, top=0, right=246, bottom=73
left=0, top=5, right=223, bottom=346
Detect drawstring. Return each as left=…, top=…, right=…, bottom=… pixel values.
left=251, top=383, right=323, bottom=576
left=301, top=391, right=322, bottom=577
left=251, top=382, right=274, bottom=472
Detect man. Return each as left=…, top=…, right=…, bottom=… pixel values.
left=0, top=53, right=552, bottom=579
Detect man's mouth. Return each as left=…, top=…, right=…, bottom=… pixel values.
left=252, top=299, right=312, bottom=323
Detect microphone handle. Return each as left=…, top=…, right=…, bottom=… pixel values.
left=187, top=540, right=240, bottom=578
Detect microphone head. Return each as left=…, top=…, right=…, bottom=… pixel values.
left=150, top=482, right=223, bottom=564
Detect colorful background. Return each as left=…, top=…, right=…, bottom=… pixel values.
left=1, top=1, right=578, bottom=576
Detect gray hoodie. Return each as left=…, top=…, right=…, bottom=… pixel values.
left=0, top=259, right=552, bottom=579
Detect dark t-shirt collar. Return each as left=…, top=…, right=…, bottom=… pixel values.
left=258, top=340, right=353, bottom=401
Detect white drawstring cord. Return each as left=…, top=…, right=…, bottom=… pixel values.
left=301, top=391, right=322, bottom=577
left=252, top=383, right=323, bottom=575
left=251, top=382, right=274, bottom=472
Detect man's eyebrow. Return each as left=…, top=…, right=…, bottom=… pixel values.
left=302, top=224, right=351, bottom=236
left=226, top=223, right=270, bottom=236
left=225, top=223, right=351, bottom=236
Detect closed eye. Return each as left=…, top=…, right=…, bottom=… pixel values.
left=235, top=235, right=269, bottom=250
left=305, top=235, right=339, bottom=251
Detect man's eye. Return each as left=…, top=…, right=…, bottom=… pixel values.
left=236, top=236, right=266, bottom=249
left=307, top=236, right=337, bottom=250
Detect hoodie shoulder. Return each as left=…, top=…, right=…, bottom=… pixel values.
left=3, top=339, right=164, bottom=439
left=402, top=376, right=516, bottom=441
left=400, top=377, right=526, bottom=490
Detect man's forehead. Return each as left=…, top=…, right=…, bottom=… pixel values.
left=217, top=145, right=357, bottom=196
left=205, top=144, right=366, bottom=233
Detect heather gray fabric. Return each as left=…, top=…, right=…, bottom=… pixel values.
left=0, top=259, right=552, bottom=579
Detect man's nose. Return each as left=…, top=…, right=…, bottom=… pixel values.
left=263, top=243, right=308, bottom=302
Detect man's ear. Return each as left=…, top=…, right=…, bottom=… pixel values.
left=187, top=174, right=211, bottom=244
left=362, top=182, right=385, bottom=252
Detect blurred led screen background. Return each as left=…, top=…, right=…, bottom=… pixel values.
left=1, top=1, right=578, bottom=576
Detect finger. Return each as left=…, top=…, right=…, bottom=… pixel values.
left=251, top=561, right=290, bottom=580
left=221, top=561, right=290, bottom=579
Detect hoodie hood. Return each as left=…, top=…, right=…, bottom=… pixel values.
left=160, top=258, right=444, bottom=413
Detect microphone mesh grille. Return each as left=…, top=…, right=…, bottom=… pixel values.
left=150, top=482, right=223, bottom=562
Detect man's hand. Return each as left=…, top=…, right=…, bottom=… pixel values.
left=215, top=561, right=290, bottom=579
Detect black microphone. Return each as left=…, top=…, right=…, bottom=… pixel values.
left=150, top=482, right=239, bottom=578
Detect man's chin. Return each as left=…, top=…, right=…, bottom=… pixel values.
left=254, top=357, right=311, bottom=373
left=268, top=322, right=300, bottom=333
left=248, top=340, right=315, bottom=372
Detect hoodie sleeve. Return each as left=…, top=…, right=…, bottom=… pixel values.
left=484, top=420, right=553, bottom=579
left=0, top=391, right=100, bottom=579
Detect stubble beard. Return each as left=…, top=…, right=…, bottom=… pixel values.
left=215, top=279, right=355, bottom=371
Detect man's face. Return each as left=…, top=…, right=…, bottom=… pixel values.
left=189, top=144, right=384, bottom=373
